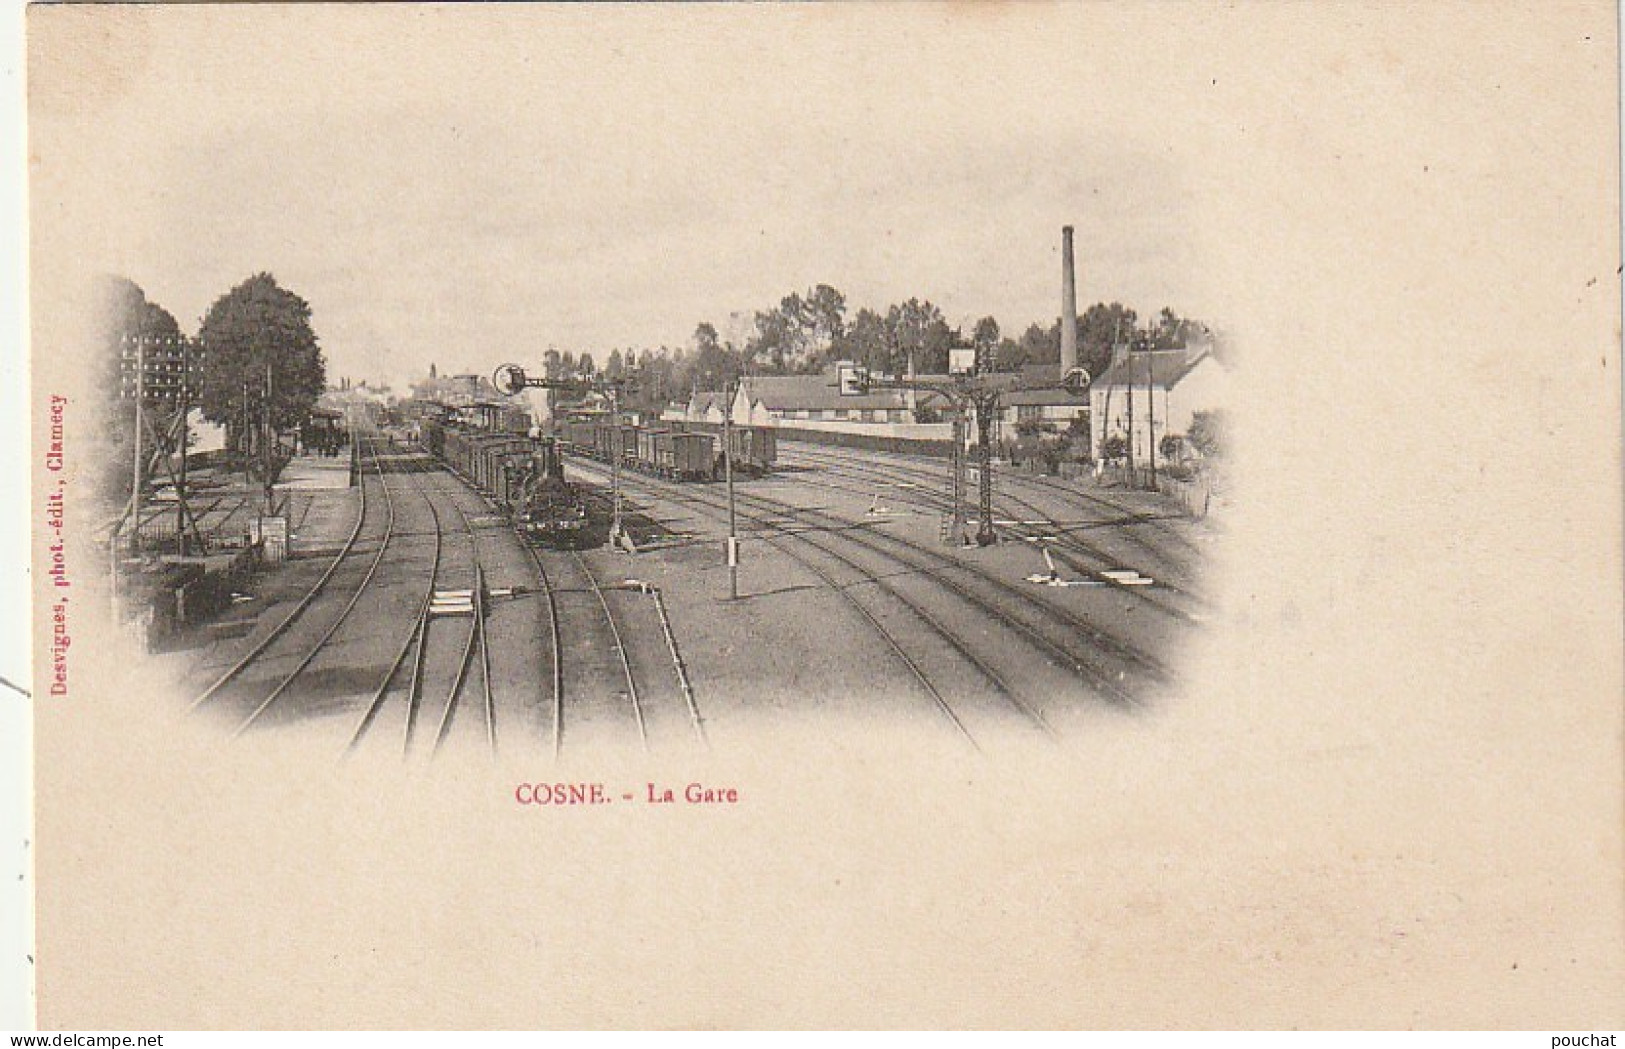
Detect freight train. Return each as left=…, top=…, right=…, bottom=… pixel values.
left=421, top=414, right=592, bottom=548
left=556, top=418, right=776, bottom=479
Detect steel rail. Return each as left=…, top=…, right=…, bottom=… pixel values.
left=570, top=550, right=648, bottom=751
left=190, top=429, right=379, bottom=711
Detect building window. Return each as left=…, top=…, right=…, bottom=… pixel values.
left=860, top=409, right=875, bottom=422
left=1017, top=404, right=1044, bottom=423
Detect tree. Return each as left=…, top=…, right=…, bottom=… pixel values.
left=884, top=298, right=950, bottom=374
left=605, top=349, right=625, bottom=380
left=694, top=322, right=722, bottom=358
left=1148, top=307, right=1211, bottom=349
left=577, top=352, right=596, bottom=378
left=689, top=321, right=743, bottom=391
left=197, top=274, right=325, bottom=462
left=972, top=316, right=1000, bottom=370
left=1186, top=410, right=1226, bottom=458
left=744, top=285, right=848, bottom=372
left=994, top=336, right=1027, bottom=371
left=845, top=307, right=892, bottom=372
left=1078, top=302, right=1137, bottom=378
left=800, top=284, right=847, bottom=371
left=1017, top=321, right=1060, bottom=365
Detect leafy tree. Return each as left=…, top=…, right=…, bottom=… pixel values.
left=844, top=307, right=892, bottom=372
left=1017, top=321, right=1060, bottom=365
left=605, top=349, right=625, bottom=380
left=1078, top=302, right=1137, bottom=378
left=689, top=321, right=743, bottom=391
left=971, top=316, right=1001, bottom=371
left=1187, top=410, right=1226, bottom=458
left=1149, top=307, right=1211, bottom=349
left=885, top=298, right=951, bottom=374
left=993, top=336, right=1027, bottom=371
left=197, top=273, right=324, bottom=463
left=744, top=285, right=848, bottom=372
left=694, top=322, right=722, bottom=358
left=577, top=352, right=596, bottom=377
left=799, top=284, right=847, bottom=370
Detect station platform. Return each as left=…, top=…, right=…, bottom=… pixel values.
left=279, top=456, right=362, bottom=559
left=277, top=454, right=354, bottom=492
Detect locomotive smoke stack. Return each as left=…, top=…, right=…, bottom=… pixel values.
left=1060, top=225, right=1079, bottom=373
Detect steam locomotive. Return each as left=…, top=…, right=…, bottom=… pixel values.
left=422, top=414, right=591, bottom=548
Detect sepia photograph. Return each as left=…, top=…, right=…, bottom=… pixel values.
left=18, top=1, right=1624, bottom=1031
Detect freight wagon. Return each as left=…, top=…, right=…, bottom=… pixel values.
left=557, top=418, right=776, bottom=480
left=637, top=429, right=716, bottom=480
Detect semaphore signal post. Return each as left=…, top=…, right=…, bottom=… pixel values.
left=838, top=357, right=1089, bottom=547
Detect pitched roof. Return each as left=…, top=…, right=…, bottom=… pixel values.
left=1093, top=347, right=1213, bottom=390
left=1000, top=385, right=1091, bottom=407
left=687, top=391, right=724, bottom=415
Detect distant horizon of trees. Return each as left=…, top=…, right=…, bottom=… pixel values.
left=521, top=284, right=1225, bottom=417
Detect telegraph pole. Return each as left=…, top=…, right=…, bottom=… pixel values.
left=263, top=360, right=274, bottom=513
left=608, top=384, right=625, bottom=550
left=130, top=336, right=146, bottom=551
left=1146, top=330, right=1157, bottom=490
left=176, top=338, right=190, bottom=556
left=1126, top=342, right=1136, bottom=486
left=722, top=379, right=739, bottom=599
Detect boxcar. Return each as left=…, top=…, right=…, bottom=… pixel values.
left=727, top=425, right=776, bottom=476
left=637, top=430, right=713, bottom=479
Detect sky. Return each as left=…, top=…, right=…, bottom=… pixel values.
left=28, top=4, right=1236, bottom=392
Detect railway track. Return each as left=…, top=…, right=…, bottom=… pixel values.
left=732, top=486, right=1160, bottom=700
left=782, top=440, right=1205, bottom=565
left=571, top=456, right=1123, bottom=738
left=778, top=443, right=1207, bottom=615
left=576, top=453, right=1168, bottom=696
left=343, top=452, right=452, bottom=758
left=607, top=470, right=1048, bottom=745
left=773, top=452, right=1205, bottom=622
left=190, top=434, right=399, bottom=729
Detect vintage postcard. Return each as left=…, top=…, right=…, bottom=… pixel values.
left=18, top=2, right=1624, bottom=1030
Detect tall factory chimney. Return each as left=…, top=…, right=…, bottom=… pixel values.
left=1060, top=225, right=1079, bottom=373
